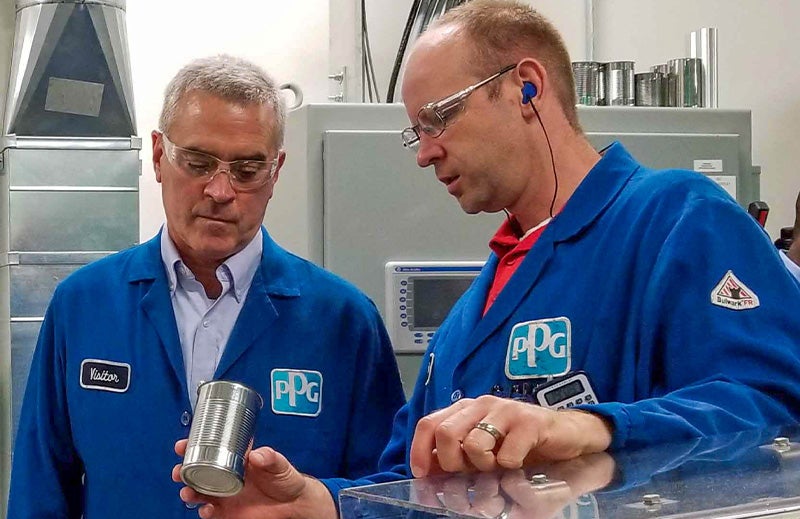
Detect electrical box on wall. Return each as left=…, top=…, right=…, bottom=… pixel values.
left=268, top=103, right=756, bottom=396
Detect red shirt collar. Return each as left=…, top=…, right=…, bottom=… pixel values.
left=489, top=216, right=551, bottom=258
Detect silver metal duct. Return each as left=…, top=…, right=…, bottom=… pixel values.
left=4, top=0, right=135, bottom=136
left=1, top=3, right=140, bottom=512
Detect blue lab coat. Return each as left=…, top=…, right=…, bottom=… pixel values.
left=324, top=142, right=800, bottom=496
left=8, top=228, right=405, bottom=518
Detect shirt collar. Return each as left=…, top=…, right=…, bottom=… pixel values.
left=160, top=227, right=263, bottom=302
left=161, top=228, right=182, bottom=295
left=489, top=215, right=551, bottom=258
left=224, top=230, right=263, bottom=302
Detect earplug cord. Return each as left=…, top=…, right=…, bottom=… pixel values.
left=502, top=92, right=559, bottom=234
left=528, top=99, right=558, bottom=218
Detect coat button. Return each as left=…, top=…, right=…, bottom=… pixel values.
left=181, top=410, right=192, bottom=426
left=450, top=389, right=463, bottom=402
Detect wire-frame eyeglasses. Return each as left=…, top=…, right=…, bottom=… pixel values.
left=401, top=63, right=517, bottom=150
left=160, top=132, right=280, bottom=192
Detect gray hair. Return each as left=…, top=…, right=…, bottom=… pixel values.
left=159, top=54, right=286, bottom=149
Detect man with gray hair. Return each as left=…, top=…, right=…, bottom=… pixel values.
left=174, top=2, right=800, bottom=518
left=7, top=55, right=405, bottom=518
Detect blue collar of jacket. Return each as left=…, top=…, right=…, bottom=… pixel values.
left=126, top=226, right=302, bottom=298
left=547, top=141, right=641, bottom=243
left=448, top=142, right=643, bottom=363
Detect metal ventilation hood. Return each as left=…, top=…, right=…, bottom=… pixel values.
left=4, top=0, right=136, bottom=137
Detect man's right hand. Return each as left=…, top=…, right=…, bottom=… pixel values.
left=172, top=440, right=337, bottom=519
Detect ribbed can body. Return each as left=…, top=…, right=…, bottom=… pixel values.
left=635, top=72, right=665, bottom=106
left=572, top=61, right=601, bottom=106
left=180, top=381, right=263, bottom=497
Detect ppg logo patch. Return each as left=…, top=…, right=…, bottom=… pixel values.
left=271, top=369, right=322, bottom=417
left=505, top=317, right=571, bottom=379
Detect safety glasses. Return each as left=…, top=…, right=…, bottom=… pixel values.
left=160, top=133, right=279, bottom=192
left=401, top=63, right=516, bottom=149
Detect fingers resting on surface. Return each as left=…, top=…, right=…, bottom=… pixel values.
left=410, top=396, right=613, bottom=477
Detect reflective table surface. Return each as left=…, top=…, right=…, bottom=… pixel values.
left=340, top=426, right=800, bottom=518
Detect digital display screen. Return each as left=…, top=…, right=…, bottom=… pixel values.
left=410, top=277, right=475, bottom=329
left=544, top=379, right=584, bottom=406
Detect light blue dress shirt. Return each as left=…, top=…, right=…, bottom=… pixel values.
left=161, top=228, right=262, bottom=407
left=780, top=249, right=800, bottom=283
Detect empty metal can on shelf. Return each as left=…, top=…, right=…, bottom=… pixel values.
left=572, top=61, right=601, bottom=106
left=597, top=62, right=607, bottom=106
left=650, top=64, right=671, bottom=105
left=606, top=61, right=635, bottom=106
left=650, top=64, right=669, bottom=75
left=635, top=72, right=665, bottom=106
left=668, top=57, right=704, bottom=107
left=180, top=380, right=264, bottom=497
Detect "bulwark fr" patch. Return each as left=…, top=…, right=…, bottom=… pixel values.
left=711, top=270, right=760, bottom=311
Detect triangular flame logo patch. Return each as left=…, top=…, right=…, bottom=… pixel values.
left=711, top=270, right=760, bottom=310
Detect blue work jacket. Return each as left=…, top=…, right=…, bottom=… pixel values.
left=9, top=228, right=405, bottom=518
left=324, top=142, right=800, bottom=496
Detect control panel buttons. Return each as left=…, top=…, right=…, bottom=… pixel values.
left=386, top=261, right=483, bottom=353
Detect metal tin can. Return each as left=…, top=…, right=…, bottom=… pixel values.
left=668, top=57, right=704, bottom=107
left=635, top=72, right=666, bottom=107
left=606, top=61, right=635, bottom=106
left=597, top=62, right=607, bottom=106
left=571, top=61, right=601, bottom=106
left=180, top=380, right=263, bottom=497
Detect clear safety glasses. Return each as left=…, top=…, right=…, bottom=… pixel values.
left=401, top=63, right=517, bottom=150
left=160, top=133, right=279, bottom=192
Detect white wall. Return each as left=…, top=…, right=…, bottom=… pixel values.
left=592, top=0, right=799, bottom=238
left=362, top=0, right=588, bottom=104
left=0, top=0, right=796, bottom=241
left=130, top=0, right=798, bottom=243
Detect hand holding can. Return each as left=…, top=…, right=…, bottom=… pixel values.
left=180, top=380, right=263, bottom=497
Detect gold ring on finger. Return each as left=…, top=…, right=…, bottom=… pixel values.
left=473, top=421, right=505, bottom=442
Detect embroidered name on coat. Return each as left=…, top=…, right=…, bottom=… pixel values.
left=80, top=359, right=131, bottom=392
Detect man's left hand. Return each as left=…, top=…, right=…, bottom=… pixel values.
left=409, top=395, right=613, bottom=477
